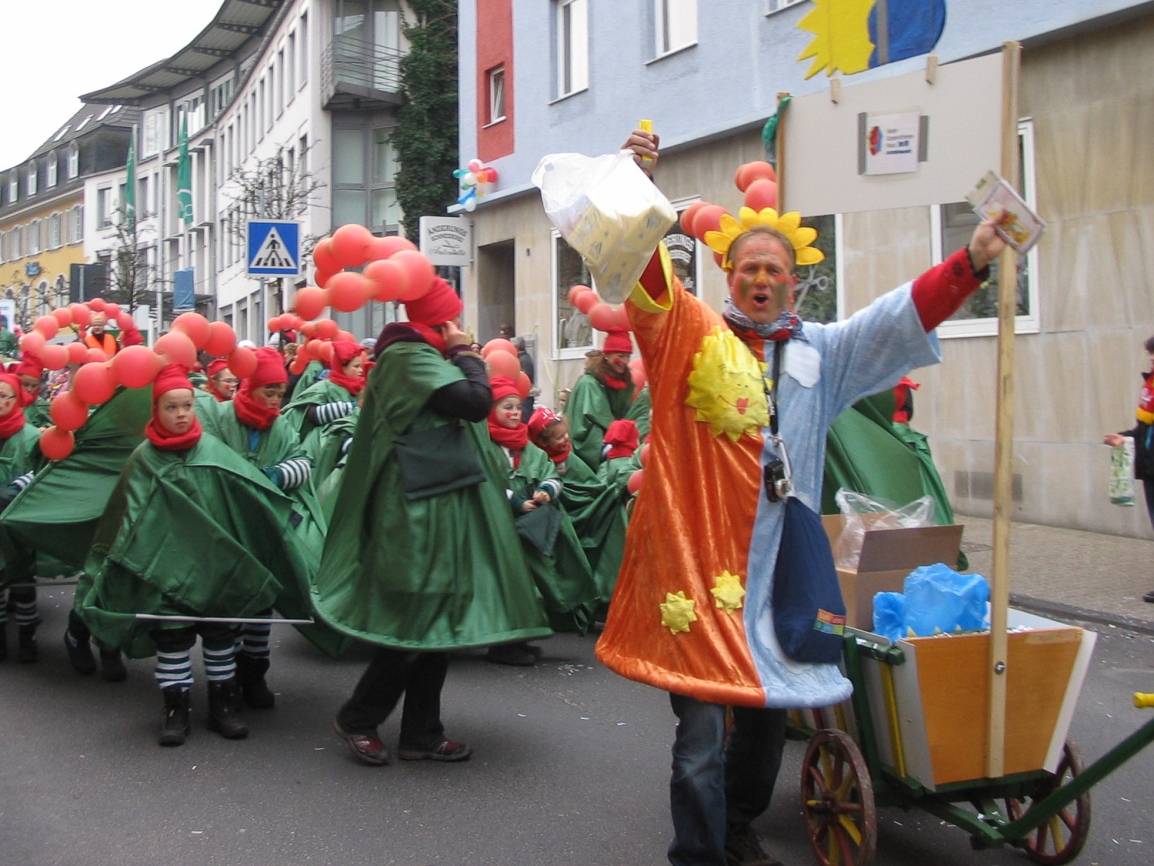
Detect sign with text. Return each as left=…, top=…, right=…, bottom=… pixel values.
left=862, top=111, right=921, bottom=176
left=419, top=216, right=471, bottom=266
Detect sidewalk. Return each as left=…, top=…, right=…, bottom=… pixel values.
left=956, top=514, right=1154, bottom=634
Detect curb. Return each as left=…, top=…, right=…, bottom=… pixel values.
left=1010, top=593, right=1154, bottom=637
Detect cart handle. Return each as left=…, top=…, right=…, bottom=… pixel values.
left=1135, top=693, right=1154, bottom=709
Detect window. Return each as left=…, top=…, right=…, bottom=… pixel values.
left=258, top=78, right=266, bottom=135
left=210, top=77, right=234, bottom=117
left=12, top=226, right=22, bottom=260
left=67, top=142, right=79, bottom=178
left=655, top=0, right=697, bottom=56
left=48, top=213, right=61, bottom=249
left=299, top=12, right=309, bottom=85
left=930, top=119, right=1039, bottom=338
left=794, top=214, right=842, bottom=324
left=98, top=187, right=112, bottom=227
left=553, top=231, right=596, bottom=358
left=277, top=49, right=286, bottom=114
left=372, top=129, right=401, bottom=228
left=28, top=220, right=40, bottom=255
left=47, top=152, right=58, bottom=187
left=765, top=0, right=805, bottom=12
left=664, top=199, right=705, bottom=296
left=138, top=174, right=151, bottom=217
left=142, top=108, right=170, bottom=156
left=70, top=205, right=84, bottom=243
left=287, top=33, right=297, bottom=101
left=179, top=94, right=206, bottom=135
left=26, top=161, right=37, bottom=196
left=487, top=66, right=506, bottom=124
left=555, top=0, right=588, bottom=98
left=333, top=127, right=366, bottom=227
left=7, top=174, right=16, bottom=202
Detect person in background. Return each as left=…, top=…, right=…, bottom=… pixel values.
left=0, top=316, right=19, bottom=359
left=204, top=360, right=239, bottom=402
left=564, top=332, right=636, bottom=471
left=83, top=313, right=119, bottom=356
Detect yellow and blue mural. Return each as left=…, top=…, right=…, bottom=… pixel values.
left=798, top=0, right=946, bottom=79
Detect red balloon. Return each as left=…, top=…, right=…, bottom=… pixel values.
left=743, top=178, right=778, bottom=213
left=328, top=272, right=371, bottom=313
left=331, top=224, right=374, bottom=269
left=281, top=315, right=302, bottom=331
left=39, top=427, right=75, bottom=461
left=293, top=286, right=328, bottom=321
left=516, top=371, right=532, bottom=399
left=734, top=161, right=777, bottom=192
left=604, top=304, right=631, bottom=332
left=313, top=238, right=338, bottom=274
left=117, top=312, right=135, bottom=332
left=574, top=289, right=599, bottom=315
left=40, top=344, right=69, bottom=370
left=366, top=235, right=417, bottom=261
left=588, top=303, right=617, bottom=332
left=392, top=251, right=435, bottom=301
left=66, top=342, right=89, bottom=366
left=267, top=316, right=284, bottom=334
left=52, top=307, right=73, bottom=327
left=639, top=442, right=650, bottom=467
left=314, top=319, right=340, bottom=340
left=337, top=330, right=356, bottom=344
left=314, top=269, right=336, bottom=289
left=689, top=204, right=726, bottom=238
left=34, top=316, right=59, bottom=340
left=317, top=342, right=335, bottom=364
left=203, top=321, right=237, bottom=357
left=679, top=202, right=707, bottom=235
left=20, top=331, right=46, bottom=355
left=69, top=304, right=92, bottom=328
left=300, top=321, right=318, bottom=339
left=86, top=348, right=109, bottom=364
left=567, top=284, right=591, bottom=306
left=627, top=468, right=645, bottom=495
left=482, top=339, right=517, bottom=359
left=88, top=297, right=107, bottom=312
left=486, top=350, right=520, bottom=378
left=229, top=346, right=258, bottom=378
left=49, top=392, right=89, bottom=432
left=290, top=354, right=309, bottom=375
left=304, top=339, right=323, bottom=360
left=155, top=331, right=197, bottom=368
left=72, top=362, right=117, bottom=405
left=172, top=312, right=211, bottom=348
left=104, top=303, right=121, bottom=319
left=111, top=345, right=162, bottom=388
left=364, top=258, right=409, bottom=302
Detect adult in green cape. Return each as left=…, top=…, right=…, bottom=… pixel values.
left=305, top=408, right=359, bottom=513
left=15, top=355, right=51, bottom=429
left=528, top=407, right=630, bottom=602
left=484, top=377, right=597, bottom=665
left=281, top=339, right=366, bottom=438
left=205, top=346, right=336, bottom=705
left=76, top=365, right=293, bottom=746
left=288, top=358, right=327, bottom=402
left=0, top=373, right=47, bottom=662
left=322, top=278, right=549, bottom=767
left=626, top=384, right=652, bottom=441
left=563, top=330, right=636, bottom=469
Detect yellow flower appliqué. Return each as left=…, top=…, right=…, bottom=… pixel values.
left=685, top=328, right=769, bottom=441
left=703, top=207, right=824, bottom=270
left=659, top=591, right=698, bottom=635
left=710, top=571, right=746, bottom=613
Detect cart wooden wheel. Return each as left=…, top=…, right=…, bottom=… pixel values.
left=801, top=729, right=877, bottom=866
left=1003, top=741, right=1091, bottom=865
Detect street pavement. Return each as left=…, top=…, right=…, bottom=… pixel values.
left=2, top=583, right=1152, bottom=866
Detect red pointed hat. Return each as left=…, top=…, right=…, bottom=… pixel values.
left=206, top=359, right=230, bottom=378
left=249, top=347, right=288, bottom=388
left=602, top=331, right=633, bottom=355
left=528, top=407, right=562, bottom=439
left=405, top=277, right=463, bottom=326
left=152, top=363, right=194, bottom=403
left=330, top=339, right=364, bottom=371
left=489, top=375, right=520, bottom=403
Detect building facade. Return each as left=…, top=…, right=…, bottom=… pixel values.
left=456, top=0, right=1154, bottom=538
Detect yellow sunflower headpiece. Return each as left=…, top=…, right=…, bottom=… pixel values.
left=703, top=206, right=824, bottom=271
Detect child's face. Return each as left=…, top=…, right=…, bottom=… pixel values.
left=540, top=420, right=570, bottom=451
left=493, top=395, right=522, bottom=428
left=157, top=389, right=195, bottom=435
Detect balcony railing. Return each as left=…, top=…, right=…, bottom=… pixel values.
left=321, top=35, right=405, bottom=110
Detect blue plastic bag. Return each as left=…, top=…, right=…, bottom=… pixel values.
left=872, top=592, right=906, bottom=642
left=902, top=563, right=989, bottom=637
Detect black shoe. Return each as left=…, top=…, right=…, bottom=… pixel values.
left=64, top=628, right=97, bottom=674
left=99, top=647, right=127, bottom=682
left=206, top=679, right=249, bottom=740
left=16, top=626, right=37, bottom=663
left=724, top=826, right=782, bottom=866
left=1143, top=589, right=1154, bottom=603
left=158, top=687, right=191, bottom=747
left=397, top=737, right=472, bottom=762
left=485, top=642, right=537, bottom=667
left=0, top=624, right=7, bottom=662
left=236, top=654, right=275, bottom=709
left=333, top=720, right=390, bottom=766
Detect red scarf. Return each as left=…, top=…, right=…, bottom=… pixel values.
left=488, top=418, right=529, bottom=468
left=233, top=387, right=279, bottom=431
left=329, top=367, right=365, bottom=397
left=206, top=382, right=232, bottom=402
left=0, top=402, right=26, bottom=440
left=600, top=371, right=629, bottom=391
left=145, top=416, right=202, bottom=451
left=543, top=440, right=572, bottom=466
left=406, top=322, right=448, bottom=356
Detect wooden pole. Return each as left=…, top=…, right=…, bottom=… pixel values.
left=986, top=40, right=1022, bottom=780
left=775, top=92, right=790, bottom=209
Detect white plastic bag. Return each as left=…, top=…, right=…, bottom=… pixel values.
left=833, top=489, right=936, bottom=570
left=532, top=151, right=676, bottom=303
left=1109, top=437, right=1136, bottom=506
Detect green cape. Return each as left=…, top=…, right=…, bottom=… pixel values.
left=564, top=373, right=635, bottom=469
left=313, top=341, right=551, bottom=650
left=25, top=397, right=51, bottom=429
left=282, top=378, right=356, bottom=439
left=625, top=386, right=651, bottom=440
left=556, top=452, right=629, bottom=601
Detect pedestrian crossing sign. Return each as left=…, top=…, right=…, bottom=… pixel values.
left=247, top=220, right=301, bottom=276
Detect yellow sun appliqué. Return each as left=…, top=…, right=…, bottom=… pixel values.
left=703, top=207, right=824, bottom=271
left=659, top=591, right=698, bottom=635
left=710, top=571, right=746, bottom=613
left=796, top=0, right=876, bottom=80
left=685, top=328, right=770, bottom=441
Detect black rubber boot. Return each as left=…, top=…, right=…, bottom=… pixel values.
left=207, top=679, right=249, bottom=739
left=16, top=625, right=37, bottom=663
left=64, top=627, right=97, bottom=675
left=485, top=641, right=538, bottom=667
left=99, top=646, right=127, bottom=682
left=158, top=687, right=191, bottom=747
left=0, top=624, right=7, bottom=662
left=235, top=654, right=275, bottom=709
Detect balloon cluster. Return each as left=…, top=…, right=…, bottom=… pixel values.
left=35, top=307, right=241, bottom=461
left=301, top=224, right=436, bottom=320
left=480, top=339, right=531, bottom=399
left=266, top=313, right=358, bottom=376
left=454, top=159, right=499, bottom=213
left=565, top=285, right=631, bottom=333
left=627, top=443, right=650, bottom=495
left=678, top=161, right=778, bottom=267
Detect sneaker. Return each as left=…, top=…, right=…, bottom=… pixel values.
left=397, top=737, right=472, bottom=762
left=333, top=720, right=390, bottom=766
left=485, top=642, right=537, bottom=667
left=1143, top=589, right=1154, bottom=603
left=724, top=826, right=782, bottom=866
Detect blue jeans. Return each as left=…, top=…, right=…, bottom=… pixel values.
left=667, top=693, right=787, bottom=866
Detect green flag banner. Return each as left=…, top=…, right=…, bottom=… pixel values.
left=123, top=128, right=137, bottom=229
left=177, top=114, right=193, bottom=226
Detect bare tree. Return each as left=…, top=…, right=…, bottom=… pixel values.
left=105, top=206, right=155, bottom=315
left=2, top=270, right=53, bottom=330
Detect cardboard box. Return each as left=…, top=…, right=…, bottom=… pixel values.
left=821, top=514, right=964, bottom=630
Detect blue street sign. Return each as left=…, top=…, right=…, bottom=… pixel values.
left=247, top=220, right=300, bottom=277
